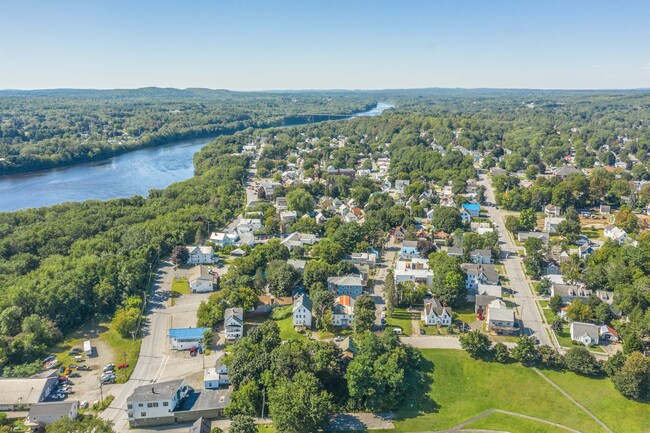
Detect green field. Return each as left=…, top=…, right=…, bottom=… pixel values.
left=374, top=350, right=611, bottom=433
left=275, top=316, right=304, bottom=340
left=386, top=308, right=414, bottom=335
left=452, top=302, right=478, bottom=324
left=464, top=411, right=576, bottom=433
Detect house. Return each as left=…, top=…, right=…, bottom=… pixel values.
left=395, top=258, right=434, bottom=286
left=600, top=204, right=611, bottom=215
left=332, top=296, right=355, bottom=328
left=554, top=165, right=580, bottom=178
left=604, top=225, right=627, bottom=245
left=335, top=336, right=358, bottom=361
left=258, top=181, right=281, bottom=198
left=280, top=211, right=298, bottom=224
left=578, top=243, right=595, bottom=259
left=544, top=262, right=561, bottom=275
left=186, top=246, right=214, bottom=264
left=281, top=232, right=318, bottom=251
left=517, top=232, right=549, bottom=244
left=421, top=298, right=452, bottom=326
left=476, top=283, right=502, bottom=298
left=293, top=294, right=312, bottom=328
left=230, top=248, right=247, bottom=257
left=544, top=204, right=562, bottom=218
left=189, top=417, right=212, bottom=433
left=446, top=247, right=464, bottom=258
left=469, top=249, right=492, bottom=264
left=398, top=245, right=420, bottom=260
left=393, top=225, right=406, bottom=242
left=287, top=259, right=307, bottom=273
left=461, top=203, right=481, bottom=217
left=544, top=217, right=565, bottom=233
left=460, top=207, right=473, bottom=224
left=169, top=327, right=209, bottom=351
left=472, top=222, right=495, bottom=235
left=25, top=401, right=79, bottom=428
left=224, top=308, right=244, bottom=341
left=475, top=294, right=498, bottom=317
left=351, top=252, right=378, bottom=267
left=550, top=283, right=591, bottom=303
left=237, top=218, right=262, bottom=234
left=204, top=363, right=230, bottom=389
left=328, top=275, right=364, bottom=297
left=126, top=380, right=191, bottom=427
left=490, top=167, right=507, bottom=176
left=599, top=325, right=619, bottom=342
left=461, top=263, right=500, bottom=290
left=394, top=179, right=410, bottom=193
left=0, top=375, right=60, bottom=411
left=275, top=197, right=288, bottom=210
left=210, top=231, right=239, bottom=247
left=570, top=322, right=600, bottom=346
left=188, top=265, right=216, bottom=293
left=315, top=212, right=327, bottom=224
left=486, top=300, right=518, bottom=335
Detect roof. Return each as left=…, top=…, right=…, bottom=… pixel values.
left=551, top=284, right=587, bottom=298
left=462, top=203, right=481, bottom=211
left=28, top=401, right=78, bottom=418
left=477, top=284, right=502, bottom=297
left=487, top=300, right=514, bottom=322
left=402, top=240, right=418, bottom=248
left=189, top=417, right=212, bottom=433
left=0, top=376, right=57, bottom=406
left=169, top=327, right=209, bottom=340
left=470, top=249, right=492, bottom=258
left=293, top=294, right=313, bottom=312
left=287, top=259, right=306, bottom=270
left=555, top=165, right=580, bottom=176
left=189, top=265, right=213, bottom=282
left=328, top=275, right=363, bottom=287
left=570, top=322, right=599, bottom=340
left=600, top=325, right=619, bottom=338
left=423, top=298, right=452, bottom=317
left=475, top=294, right=498, bottom=308
left=225, top=307, right=243, bottom=323
left=337, top=295, right=352, bottom=308
left=127, top=379, right=185, bottom=404
left=336, top=336, right=358, bottom=356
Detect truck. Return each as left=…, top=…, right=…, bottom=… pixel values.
left=83, top=340, right=92, bottom=356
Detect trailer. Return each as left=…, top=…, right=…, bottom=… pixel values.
left=83, top=340, right=92, bottom=356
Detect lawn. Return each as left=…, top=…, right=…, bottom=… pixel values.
left=386, top=308, right=414, bottom=336
left=582, top=226, right=604, bottom=241
left=452, top=302, right=477, bottom=324
left=541, top=368, right=650, bottom=433
left=274, top=316, right=304, bottom=341
left=374, top=350, right=608, bottom=433
left=464, top=412, right=575, bottom=433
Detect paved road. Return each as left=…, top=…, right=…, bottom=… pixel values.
left=477, top=170, right=553, bottom=347
left=370, top=241, right=397, bottom=325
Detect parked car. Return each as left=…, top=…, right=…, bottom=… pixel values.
left=80, top=401, right=89, bottom=409
left=69, top=373, right=81, bottom=378
left=334, top=336, right=344, bottom=343
left=68, top=348, right=81, bottom=355
left=118, top=363, right=129, bottom=369
left=103, top=364, right=115, bottom=373
left=42, top=355, right=55, bottom=363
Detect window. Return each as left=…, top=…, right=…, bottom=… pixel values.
left=147, top=403, right=153, bottom=408
left=141, top=412, right=147, bottom=417
left=163, top=402, right=169, bottom=407
left=153, top=402, right=159, bottom=407
left=138, top=403, right=143, bottom=407
left=127, top=404, right=132, bottom=409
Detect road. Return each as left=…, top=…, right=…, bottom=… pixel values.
left=370, top=240, right=397, bottom=326
left=477, top=170, right=553, bottom=347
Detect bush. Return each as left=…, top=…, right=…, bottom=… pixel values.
left=564, top=347, right=600, bottom=376
left=271, top=305, right=293, bottom=320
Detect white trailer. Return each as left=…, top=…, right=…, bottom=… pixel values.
left=83, top=340, right=92, bottom=356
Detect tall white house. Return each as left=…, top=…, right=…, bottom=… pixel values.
left=224, top=308, right=244, bottom=340
left=126, top=380, right=191, bottom=427
left=185, top=246, right=214, bottom=264
left=292, top=294, right=313, bottom=328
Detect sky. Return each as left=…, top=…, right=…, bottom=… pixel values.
left=0, top=0, right=649, bottom=90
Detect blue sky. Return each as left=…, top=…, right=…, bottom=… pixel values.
left=0, top=0, right=648, bottom=90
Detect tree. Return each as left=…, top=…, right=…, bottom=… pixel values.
left=46, top=416, right=115, bottom=433
left=612, top=351, right=650, bottom=400
left=551, top=317, right=565, bottom=333
left=171, top=245, right=189, bottom=265
left=536, top=278, right=552, bottom=295
left=560, top=254, right=583, bottom=285
left=331, top=223, right=364, bottom=254
left=623, top=331, right=644, bottom=354
left=432, top=206, right=461, bottom=232
left=518, top=208, right=537, bottom=231
left=565, top=300, right=593, bottom=323
left=505, top=215, right=520, bottom=233
left=476, top=185, right=487, bottom=203
left=351, top=186, right=372, bottom=207
left=266, top=260, right=298, bottom=297
left=268, top=371, right=333, bottom=433
left=523, top=237, right=545, bottom=279
left=525, top=165, right=539, bottom=180
left=459, top=330, right=491, bottom=359
left=565, top=347, right=600, bottom=376
left=111, top=307, right=140, bottom=339
left=302, top=260, right=334, bottom=289
left=537, top=345, right=565, bottom=369
left=353, top=295, right=376, bottom=334
left=493, top=342, right=510, bottom=363
left=549, top=295, right=564, bottom=314
left=511, top=336, right=537, bottom=365
left=286, top=188, right=314, bottom=216
left=416, top=239, right=436, bottom=259
left=615, top=206, right=639, bottom=234
left=310, top=239, right=344, bottom=264
left=226, top=381, right=261, bottom=417
left=228, top=415, right=257, bottom=433
left=557, top=218, right=581, bottom=243
left=428, top=252, right=467, bottom=308
left=384, top=269, right=396, bottom=317
left=603, top=351, right=626, bottom=377
left=311, top=285, right=334, bottom=331
left=203, top=329, right=214, bottom=347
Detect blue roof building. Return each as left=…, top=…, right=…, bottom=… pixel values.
left=169, top=327, right=209, bottom=351
left=398, top=246, right=419, bottom=260
left=461, top=203, right=481, bottom=217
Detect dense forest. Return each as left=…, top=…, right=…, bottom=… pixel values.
left=0, top=88, right=376, bottom=174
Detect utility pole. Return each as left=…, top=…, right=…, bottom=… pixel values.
left=98, top=377, right=104, bottom=405
left=261, top=387, right=266, bottom=419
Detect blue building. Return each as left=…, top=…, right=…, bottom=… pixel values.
left=169, top=327, right=209, bottom=350
left=461, top=203, right=481, bottom=217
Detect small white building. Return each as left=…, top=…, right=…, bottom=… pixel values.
left=394, top=258, right=434, bottom=286
left=604, top=225, right=628, bottom=245
left=281, top=232, right=318, bottom=251
left=421, top=298, right=452, bottom=326
left=292, top=294, right=312, bottom=328
left=188, top=265, right=216, bottom=293
left=169, top=327, right=209, bottom=351
left=126, top=380, right=191, bottom=427
left=280, top=211, right=298, bottom=223
left=351, top=252, right=378, bottom=266
left=186, top=246, right=214, bottom=264
left=237, top=218, right=262, bottom=234
left=26, top=401, right=79, bottom=428
left=210, top=232, right=239, bottom=247
left=204, top=363, right=230, bottom=389
left=544, top=217, right=566, bottom=233
left=570, top=322, right=600, bottom=346
left=224, top=308, right=244, bottom=341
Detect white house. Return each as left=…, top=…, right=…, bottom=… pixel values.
left=26, top=401, right=79, bottom=428
left=604, top=225, right=627, bottom=245
left=421, top=298, right=452, bottom=326
left=351, top=252, right=378, bottom=266
left=126, top=380, right=191, bottom=427
left=486, top=300, right=518, bottom=335
left=570, top=322, right=600, bottom=346
left=544, top=204, right=562, bottom=218
left=460, top=207, right=473, bottom=224
left=332, top=296, right=355, bottom=328
left=292, top=294, right=312, bottom=328
left=186, top=246, right=214, bottom=264
left=188, top=265, right=215, bottom=293
left=281, top=232, right=318, bottom=251
left=169, top=327, right=209, bottom=351
left=210, top=232, right=239, bottom=247
left=280, top=211, right=298, bottom=224
left=224, top=308, right=244, bottom=341
left=394, top=258, right=434, bottom=286
left=237, top=218, right=262, bottom=234
left=461, top=263, right=500, bottom=290
left=204, top=363, right=230, bottom=389
left=469, top=249, right=492, bottom=264
left=544, top=217, right=565, bottom=233
left=328, top=275, right=364, bottom=297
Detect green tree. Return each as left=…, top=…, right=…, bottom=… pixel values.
left=310, top=239, right=344, bottom=264
left=286, top=188, right=314, bottom=216
left=614, top=206, right=639, bottom=234
left=551, top=317, right=565, bottom=333
left=537, top=345, right=565, bottom=369
left=171, top=245, right=189, bottom=265
left=459, top=330, right=491, bottom=359
left=203, top=329, right=214, bottom=347
left=511, top=335, right=538, bottom=365
left=505, top=215, right=520, bottom=233
left=266, top=260, right=298, bottom=297
left=432, top=206, right=461, bottom=232
left=612, top=351, right=650, bottom=400
left=549, top=295, right=564, bottom=314
left=353, top=295, right=376, bottom=334
left=623, top=331, right=644, bottom=354
left=226, top=381, right=261, bottom=417
left=493, top=342, right=510, bottom=363
left=384, top=269, right=396, bottom=317
left=228, top=415, right=257, bottom=433
left=565, top=347, right=601, bottom=376
left=46, top=416, right=115, bottom=433
left=268, top=371, right=333, bottom=433
left=311, top=285, right=334, bottom=331
left=111, top=307, right=140, bottom=339
left=603, top=351, right=627, bottom=377
left=428, top=252, right=467, bottom=308
left=518, top=208, right=537, bottom=231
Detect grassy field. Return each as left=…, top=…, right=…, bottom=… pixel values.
left=464, top=412, right=576, bottom=433
left=542, top=368, right=650, bottom=433
left=386, top=308, right=414, bottom=335
left=452, top=302, right=478, bottom=324
left=275, top=316, right=304, bottom=340
left=374, top=350, right=609, bottom=433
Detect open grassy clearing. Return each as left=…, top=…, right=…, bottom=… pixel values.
left=464, top=411, right=578, bottom=433
left=386, top=308, right=414, bottom=336
left=373, top=349, right=608, bottom=433
left=452, top=302, right=478, bottom=324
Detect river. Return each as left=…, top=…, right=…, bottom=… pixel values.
left=0, top=103, right=393, bottom=212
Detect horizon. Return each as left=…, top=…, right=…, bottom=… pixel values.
left=1, top=1, right=649, bottom=90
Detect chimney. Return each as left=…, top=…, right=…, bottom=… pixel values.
left=152, top=387, right=155, bottom=394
